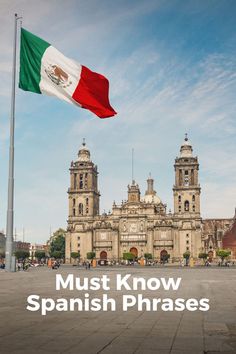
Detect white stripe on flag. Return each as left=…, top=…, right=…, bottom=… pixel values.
left=39, top=46, right=82, bottom=105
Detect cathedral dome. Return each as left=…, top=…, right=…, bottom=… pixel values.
left=141, top=194, right=161, bottom=204
left=78, top=139, right=91, bottom=162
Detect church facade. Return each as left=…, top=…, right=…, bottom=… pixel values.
left=65, top=136, right=233, bottom=263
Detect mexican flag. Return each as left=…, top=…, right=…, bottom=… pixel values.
left=19, top=28, right=117, bottom=119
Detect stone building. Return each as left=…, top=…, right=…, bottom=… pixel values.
left=65, top=136, right=234, bottom=263
left=222, top=212, right=236, bottom=258
left=0, top=233, right=30, bottom=256
left=14, top=241, right=30, bottom=253
left=0, top=232, right=5, bottom=255
left=30, top=243, right=48, bottom=259
left=202, top=219, right=232, bottom=260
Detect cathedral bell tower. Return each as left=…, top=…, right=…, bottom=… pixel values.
left=173, top=134, right=201, bottom=216
left=127, top=180, right=141, bottom=203
left=68, top=139, right=100, bottom=220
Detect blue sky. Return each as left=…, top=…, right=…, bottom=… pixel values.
left=0, top=0, right=236, bottom=243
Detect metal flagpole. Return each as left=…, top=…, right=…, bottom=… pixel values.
left=132, top=148, right=134, bottom=184
left=5, top=14, right=22, bottom=272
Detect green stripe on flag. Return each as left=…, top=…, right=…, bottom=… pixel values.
left=19, top=28, right=50, bottom=94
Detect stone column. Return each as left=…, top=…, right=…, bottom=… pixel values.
left=65, top=233, right=71, bottom=264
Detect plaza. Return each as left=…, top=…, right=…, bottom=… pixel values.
left=1, top=266, right=236, bottom=353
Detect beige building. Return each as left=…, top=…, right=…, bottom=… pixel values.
left=65, top=136, right=233, bottom=263
left=29, top=243, right=48, bottom=259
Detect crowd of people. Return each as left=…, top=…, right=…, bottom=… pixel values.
left=1, top=257, right=236, bottom=271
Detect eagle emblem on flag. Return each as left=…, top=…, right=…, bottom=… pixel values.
left=45, top=64, right=72, bottom=88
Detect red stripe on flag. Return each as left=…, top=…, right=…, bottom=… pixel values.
left=72, top=65, right=117, bottom=118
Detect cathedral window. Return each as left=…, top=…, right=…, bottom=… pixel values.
left=192, top=205, right=195, bottom=212
left=85, top=198, right=89, bottom=214
left=184, top=171, right=189, bottom=186
left=184, top=200, right=189, bottom=211
left=179, top=205, right=181, bottom=212
left=186, top=247, right=189, bottom=251
left=186, top=240, right=189, bottom=245
left=79, top=203, right=83, bottom=215
left=73, top=198, right=76, bottom=207
left=73, top=208, right=76, bottom=217
left=178, top=195, right=181, bottom=202
left=79, top=174, right=83, bottom=189
left=85, top=173, right=88, bottom=188
left=192, top=195, right=195, bottom=202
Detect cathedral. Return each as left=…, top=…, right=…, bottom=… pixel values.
left=65, top=136, right=235, bottom=263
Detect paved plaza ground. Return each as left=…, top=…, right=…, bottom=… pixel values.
left=1, top=265, right=236, bottom=354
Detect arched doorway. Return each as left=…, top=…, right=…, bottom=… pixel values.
left=208, top=251, right=213, bottom=262
left=130, top=247, right=138, bottom=258
left=160, top=249, right=169, bottom=263
left=100, top=251, right=107, bottom=260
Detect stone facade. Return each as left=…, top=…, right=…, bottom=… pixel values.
left=65, top=136, right=234, bottom=263
left=202, top=218, right=232, bottom=259
left=222, top=214, right=236, bottom=258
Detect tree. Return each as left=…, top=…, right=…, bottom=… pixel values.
left=51, top=250, right=63, bottom=259
left=216, top=249, right=231, bottom=261
left=34, top=250, right=46, bottom=260
left=52, top=228, right=66, bottom=238
left=183, top=251, right=190, bottom=259
left=87, top=252, right=95, bottom=260
left=198, top=253, right=208, bottom=260
left=0, top=251, right=5, bottom=259
left=49, top=228, right=66, bottom=259
left=144, top=253, right=152, bottom=260
left=14, top=250, right=30, bottom=260
left=71, top=252, right=80, bottom=259
left=123, top=252, right=135, bottom=261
